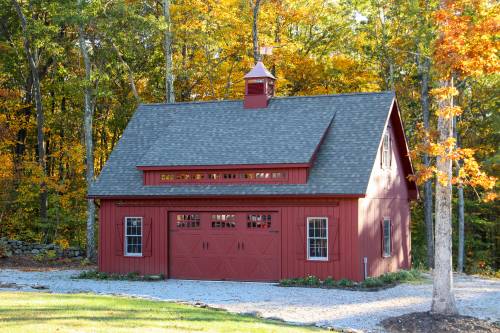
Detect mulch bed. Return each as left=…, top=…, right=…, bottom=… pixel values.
left=278, top=283, right=400, bottom=292
left=0, top=256, right=96, bottom=271
left=381, top=311, right=500, bottom=333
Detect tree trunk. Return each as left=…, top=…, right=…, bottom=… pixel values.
left=431, top=79, right=458, bottom=315
left=419, top=56, right=434, bottom=268
left=78, top=20, right=96, bottom=260
left=457, top=181, right=465, bottom=272
left=12, top=0, right=48, bottom=225
left=109, top=40, right=140, bottom=102
left=252, top=0, right=262, bottom=62
left=162, top=0, right=175, bottom=103
left=454, top=116, right=465, bottom=273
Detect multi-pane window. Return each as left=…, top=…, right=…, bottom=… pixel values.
left=247, top=214, right=272, bottom=229
left=211, top=214, right=236, bottom=228
left=125, top=217, right=142, bottom=256
left=176, top=214, right=200, bottom=228
left=381, top=130, right=391, bottom=168
left=383, top=218, right=392, bottom=257
left=160, top=171, right=287, bottom=182
left=307, top=217, right=328, bottom=260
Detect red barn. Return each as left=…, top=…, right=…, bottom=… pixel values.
left=89, top=62, right=418, bottom=282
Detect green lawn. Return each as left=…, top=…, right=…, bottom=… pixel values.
left=0, top=292, right=325, bottom=333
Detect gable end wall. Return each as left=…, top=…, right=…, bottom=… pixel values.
left=357, top=114, right=412, bottom=278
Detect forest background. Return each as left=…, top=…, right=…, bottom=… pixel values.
left=0, top=0, right=498, bottom=274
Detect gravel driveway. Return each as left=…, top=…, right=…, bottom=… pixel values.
left=0, top=269, right=499, bottom=332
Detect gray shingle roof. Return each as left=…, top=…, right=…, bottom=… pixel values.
left=139, top=102, right=334, bottom=167
left=89, top=92, right=395, bottom=197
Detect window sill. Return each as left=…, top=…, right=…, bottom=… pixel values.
left=124, top=254, right=143, bottom=257
left=307, top=257, right=329, bottom=262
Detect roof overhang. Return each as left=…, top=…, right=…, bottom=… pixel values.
left=136, top=163, right=311, bottom=171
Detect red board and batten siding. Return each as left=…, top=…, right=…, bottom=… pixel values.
left=98, top=197, right=363, bottom=281
left=142, top=167, right=308, bottom=185
left=358, top=113, right=412, bottom=278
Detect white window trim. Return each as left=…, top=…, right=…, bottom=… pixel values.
left=382, top=130, right=391, bottom=169
left=382, top=217, right=392, bottom=258
left=306, top=217, right=329, bottom=261
left=124, top=217, right=143, bottom=257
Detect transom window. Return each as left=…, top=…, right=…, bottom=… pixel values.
left=247, top=214, right=272, bottom=229
left=159, top=171, right=287, bottom=183
left=381, top=130, right=391, bottom=168
left=125, top=217, right=142, bottom=256
left=211, top=214, right=236, bottom=228
left=383, top=218, right=392, bottom=257
left=307, top=217, right=328, bottom=260
left=176, top=214, right=200, bottom=228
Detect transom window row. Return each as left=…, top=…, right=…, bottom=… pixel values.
left=174, top=213, right=273, bottom=229
left=160, top=171, right=287, bottom=182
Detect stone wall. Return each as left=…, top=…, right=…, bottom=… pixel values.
left=0, top=238, right=83, bottom=258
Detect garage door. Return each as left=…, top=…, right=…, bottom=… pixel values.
left=169, top=211, right=281, bottom=281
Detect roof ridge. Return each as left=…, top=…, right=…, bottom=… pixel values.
left=139, top=91, right=395, bottom=108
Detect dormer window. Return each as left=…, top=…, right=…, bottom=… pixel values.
left=381, top=130, right=391, bottom=169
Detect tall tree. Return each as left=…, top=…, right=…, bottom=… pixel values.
left=431, top=78, right=458, bottom=314
left=11, top=0, right=48, bottom=229
left=163, top=0, right=175, bottom=102
left=77, top=0, right=96, bottom=259
left=251, top=0, right=262, bottom=62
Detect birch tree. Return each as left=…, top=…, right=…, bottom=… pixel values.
left=77, top=0, right=96, bottom=259
left=251, top=0, right=262, bottom=62
left=162, top=0, right=175, bottom=103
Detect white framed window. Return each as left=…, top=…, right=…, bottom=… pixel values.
left=307, top=217, right=328, bottom=261
left=382, top=218, right=392, bottom=257
left=381, top=130, right=391, bottom=168
left=125, top=217, right=143, bottom=256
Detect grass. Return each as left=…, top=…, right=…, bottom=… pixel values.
left=0, top=292, right=326, bottom=333
left=280, top=269, right=425, bottom=290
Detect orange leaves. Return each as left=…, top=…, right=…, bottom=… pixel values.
left=434, top=0, right=500, bottom=77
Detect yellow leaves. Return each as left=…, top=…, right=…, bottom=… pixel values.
left=437, top=170, right=450, bottom=187
left=430, top=86, right=459, bottom=100
left=436, top=106, right=463, bottom=119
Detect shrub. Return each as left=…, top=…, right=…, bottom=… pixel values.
left=361, top=277, right=384, bottom=288
left=337, top=278, right=354, bottom=287
left=304, top=275, right=320, bottom=286
left=74, top=270, right=163, bottom=281
left=323, top=276, right=335, bottom=286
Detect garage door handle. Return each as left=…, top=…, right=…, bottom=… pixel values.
left=202, top=241, right=205, bottom=249
left=237, top=242, right=240, bottom=250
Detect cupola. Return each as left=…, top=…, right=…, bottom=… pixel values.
left=243, top=61, right=276, bottom=109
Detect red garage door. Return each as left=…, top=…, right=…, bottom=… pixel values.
left=169, top=211, right=281, bottom=281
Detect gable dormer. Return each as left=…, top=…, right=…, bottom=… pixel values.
left=244, top=61, right=276, bottom=109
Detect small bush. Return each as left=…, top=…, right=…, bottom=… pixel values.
left=304, top=275, right=320, bottom=286
left=323, top=276, right=335, bottom=286
left=361, top=277, right=384, bottom=288
left=74, top=270, right=164, bottom=281
left=337, top=278, right=355, bottom=287
left=279, top=269, right=423, bottom=290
